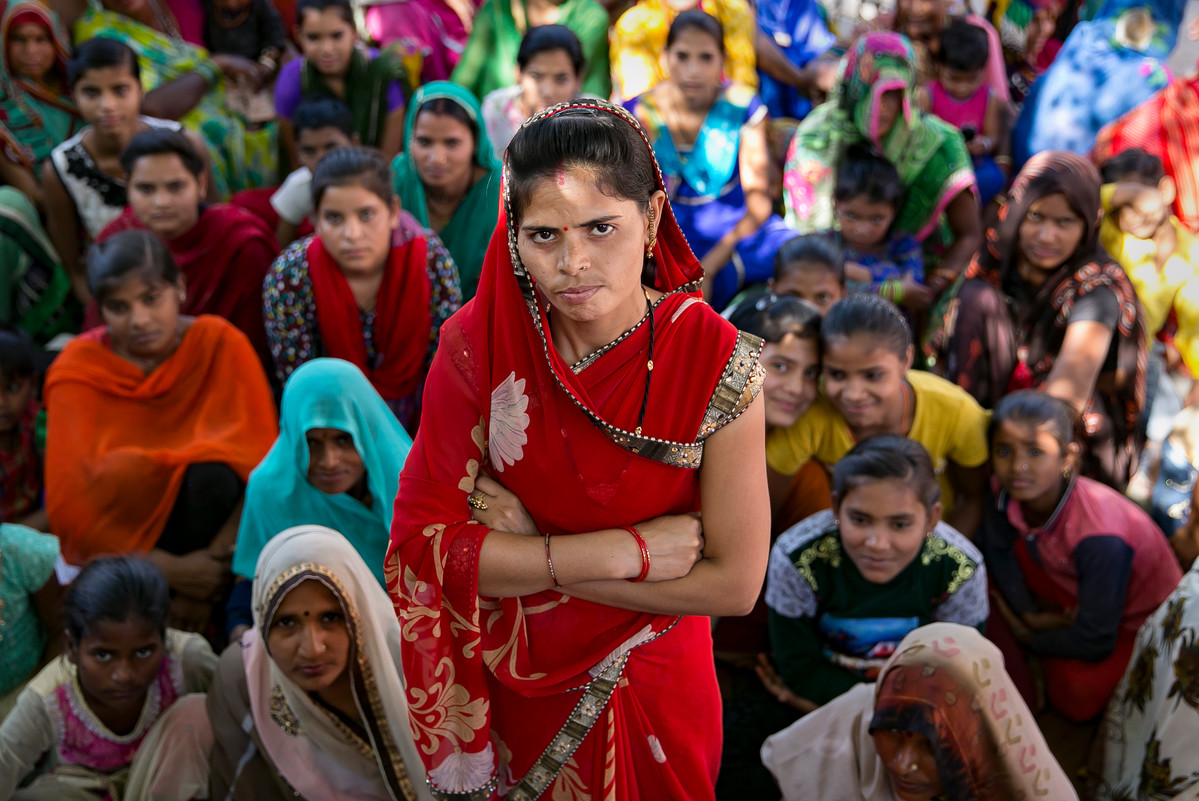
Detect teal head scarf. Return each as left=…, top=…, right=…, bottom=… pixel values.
left=391, top=81, right=501, bottom=300
left=233, top=358, right=413, bottom=586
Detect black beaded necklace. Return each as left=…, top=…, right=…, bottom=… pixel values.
left=636, top=289, right=655, bottom=436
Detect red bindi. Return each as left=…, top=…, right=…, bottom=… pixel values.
left=562, top=226, right=569, bottom=231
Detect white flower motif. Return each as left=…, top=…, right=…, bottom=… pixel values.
left=588, top=625, right=655, bottom=678
left=647, top=735, right=667, bottom=764
left=489, top=372, right=530, bottom=473
left=429, top=744, right=496, bottom=793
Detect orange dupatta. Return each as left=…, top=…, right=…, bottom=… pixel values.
left=44, top=315, right=277, bottom=563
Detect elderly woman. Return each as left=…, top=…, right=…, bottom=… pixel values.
left=389, top=100, right=769, bottom=800
left=762, top=623, right=1079, bottom=801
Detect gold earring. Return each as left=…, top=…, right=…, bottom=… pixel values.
left=647, top=209, right=657, bottom=254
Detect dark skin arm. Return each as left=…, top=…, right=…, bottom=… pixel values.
left=1043, top=320, right=1114, bottom=413
left=0, top=159, right=43, bottom=210
left=944, top=462, right=986, bottom=539
left=926, top=189, right=982, bottom=295
left=32, top=573, right=65, bottom=660
left=142, top=73, right=209, bottom=121
left=40, top=159, right=86, bottom=303
left=15, top=507, right=50, bottom=532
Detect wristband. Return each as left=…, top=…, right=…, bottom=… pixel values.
left=622, top=526, right=651, bottom=583
left=544, top=532, right=561, bottom=588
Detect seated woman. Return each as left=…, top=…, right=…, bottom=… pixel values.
left=784, top=32, right=981, bottom=298
left=391, top=82, right=501, bottom=300
left=981, top=391, right=1181, bottom=723
left=275, top=0, right=408, bottom=162
left=265, top=147, right=462, bottom=433
left=762, top=623, right=1079, bottom=801
left=0, top=0, right=80, bottom=210
left=208, top=525, right=431, bottom=801
left=940, top=151, right=1148, bottom=489
left=0, top=187, right=76, bottom=343
left=226, top=357, right=413, bottom=635
left=992, top=0, right=1065, bottom=109
left=767, top=294, right=991, bottom=539
left=0, top=524, right=60, bottom=719
left=765, top=436, right=986, bottom=709
left=0, top=556, right=216, bottom=800
left=481, top=24, right=586, bottom=161
left=611, top=0, right=756, bottom=103
left=452, top=0, right=609, bottom=102
left=95, top=128, right=276, bottom=364
left=44, top=231, right=277, bottom=632
left=626, top=11, right=794, bottom=311
left=1100, top=559, right=1196, bottom=799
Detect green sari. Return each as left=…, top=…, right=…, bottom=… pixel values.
left=451, top=0, right=610, bottom=100
left=300, top=45, right=419, bottom=149
left=0, top=187, right=77, bottom=343
left=783, top=32, right=976, bottom=241
left=0, top=0, right=80, bottom=171
left=390, top=82, right=500, bottom=300
left=73, top=1, right=277, bottom=197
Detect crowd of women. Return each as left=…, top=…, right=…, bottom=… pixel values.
left=1, top=0, right=1198, bottom=798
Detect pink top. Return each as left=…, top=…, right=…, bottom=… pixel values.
left=927, top=81, right=990, bottom=134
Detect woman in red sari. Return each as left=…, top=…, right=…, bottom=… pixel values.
left=388, top=101, right=769, bottom=800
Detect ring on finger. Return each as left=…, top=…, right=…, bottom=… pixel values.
left=467, top=493, right=489, bottom=511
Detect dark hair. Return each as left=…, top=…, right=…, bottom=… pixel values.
left=86, top=230, right=180, bottom=303
left=310, top=146, right=393, bottom=209
left=774, top=233, right=846, bottom=284
left=821, top=294, right=912, bottom=357
left=832, top=434, right=941, bottom=510
left=1100, top=148, right=1165, bottom=185
left=517, top=25, right=585, bottom=76
left=0, top=325, right=35, bottom=380
left=728, top=294, right=821, bottom=345
left=295, top=0, right=354, bottom=28
left=990, top=389, right=1079, bottom=455
left=119, top=128, right=204, bottom=178
left=415, top=97, right=478, bottom=156
left=666, top=9, right=725, bottom=53
left=64, top=556, right=170, bottom=644
left=292, top=96, right=354, bottom=138
left=937, top=19, right=989, bottom=72
left=68, top=37, right=141, bottom=90
left=507, top=105, right=658, bottom=223
left=835, top=145, right=903, bottom=210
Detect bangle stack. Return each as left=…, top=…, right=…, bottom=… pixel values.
left=544, top=532, right=561, bottom=588
left=880, top=278, right=905, bottom=305
left=622, top=526, right=651, bottom=583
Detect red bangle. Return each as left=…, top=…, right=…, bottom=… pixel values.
left=622, top=526, right=650, bottom=583
left=545, top=532, right=561, bottom=588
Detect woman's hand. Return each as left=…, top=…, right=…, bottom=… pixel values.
left=170, top=596, right=212, bottom=633
left=1022, top=608, right=1076, bottom=632
left=469, top=475, right=540, bottom=536
left=901, top=277, right=936, bottom=311
left=167, top=546, right=235, bottom=601
left=755, top=653, right=818, bottom=714
left=634, top=513, right=704, bottom=582
left=211, top=53, right=261, bottom=83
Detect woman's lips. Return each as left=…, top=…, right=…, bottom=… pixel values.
left=558, top=286, right=600, bottom=305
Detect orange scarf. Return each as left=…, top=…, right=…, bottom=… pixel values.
left=45, top=316, right=277, bottom=563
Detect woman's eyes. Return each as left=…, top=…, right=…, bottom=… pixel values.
left=135, top=647, right=155, bottom=658
left=336, top=434, right=354, bottom=447
left=866, top=371, right=884, bottom=381
left=273, top=615, right=296, bottom=629
left=825, top=370, right=845, bottom=380
left=848, top=514, right=868, bottom=525
left=359, top=209, right=375, bottom=222
left=323, top=213, right=343, bottom=224
left=803, top=368, right=821, bottom=380
left=767, top=360, right=789, bottom=373
left=994, top=446, right=1011, bottom=457
left=530, top=230, right=556, bottom=243
left=322, top=612, right=346, bottom=625
left=592, top=223, right=614, bottom=236
left=889, top=520, right=912, bottom=530
left=114, top=86, right=129, bottom=97
left=92, top=650, right=113, bottom=662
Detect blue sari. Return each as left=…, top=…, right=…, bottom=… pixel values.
left=755, top=0, right=835, bottom=120
left=627, top=84, right=796, bottom=311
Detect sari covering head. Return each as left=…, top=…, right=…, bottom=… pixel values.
left=762, top=623, right=1079, bottom=801
left=391, top=82, right=502, bottom=300
left=0, top=0, right=79, bottom=170
left=783, top=32, right=976, bottom=242
left=388, top=100, right=763, bottom=800
left=234, top=358, right=414, bottom=586
left=245, top=525, right=431, bottom=801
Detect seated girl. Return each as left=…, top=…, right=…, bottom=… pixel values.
left=481, top=24, right=586, bottom=160
left=0, top=556, right=216, bottom=800
left=226, top=357, right=413, bottom=636
left=626, top=10, right=793, bottom=311
left=264, top=147, right=462, bottom=432
left=0, top=0, right=81, bottom=210
left=0, top=524, right=60, bottom=718
left=275, top=0, right=407, bottom=161
left=42, top=38, right=209, bottom=302
left=0, top=327, right=48, bottom=531
left=44, top=231, right=277, bottom=632
left=762, top=623, right=1079, bottom=801
left=95, top=128, right=276, bottom=365
left=764, top=233, right=845, bottom=318
left=391, top=82, right=502, bottom=300
left=765, top=436, right=987, bottom=708
left=981, top=390, right=1182, bottom=722
left=939, top=151, right=1148, bottom=489
left=767, top=294, right=990, bottom=539
left=208, top=525, right=430, bottom=801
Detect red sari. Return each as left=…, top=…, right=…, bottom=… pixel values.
left=387, top=103, right=763, bottom=800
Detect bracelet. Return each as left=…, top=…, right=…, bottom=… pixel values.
left=622, top=526, right=651, bottom=583
left=544, top=532, right=561, bottom=588
left=880, top=278, right=904, bottom=305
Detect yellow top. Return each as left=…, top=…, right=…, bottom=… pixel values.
left=765, top=370, right=990, bottom=514
left=1100, top=183, right=1199, bottom=375
left=610, top=0, right=758, bottom=102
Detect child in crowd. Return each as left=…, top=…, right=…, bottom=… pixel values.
left=831, top=146, right=931, bottom=314
left=275, top=0, right=407, bottom=160
left=0, top=326, right=47, bottom=531
left=919, top=19, right=1006, bottom=205
left=271, top=97, right=356, bottom=247
left=202, top=0, right=290, bottom=124
left=0, top=523, right=60, bottom=717
left=767, top=294, right=990, bottom=538
left=0, top=556, right=216, bottom=798
left=481, top=25, right=587, bottom=160
left=768, top=233, right=846, bottom=318
left=765, top=435, right=987, bottom=707
left=981, top=391, right=1182, bottom=722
